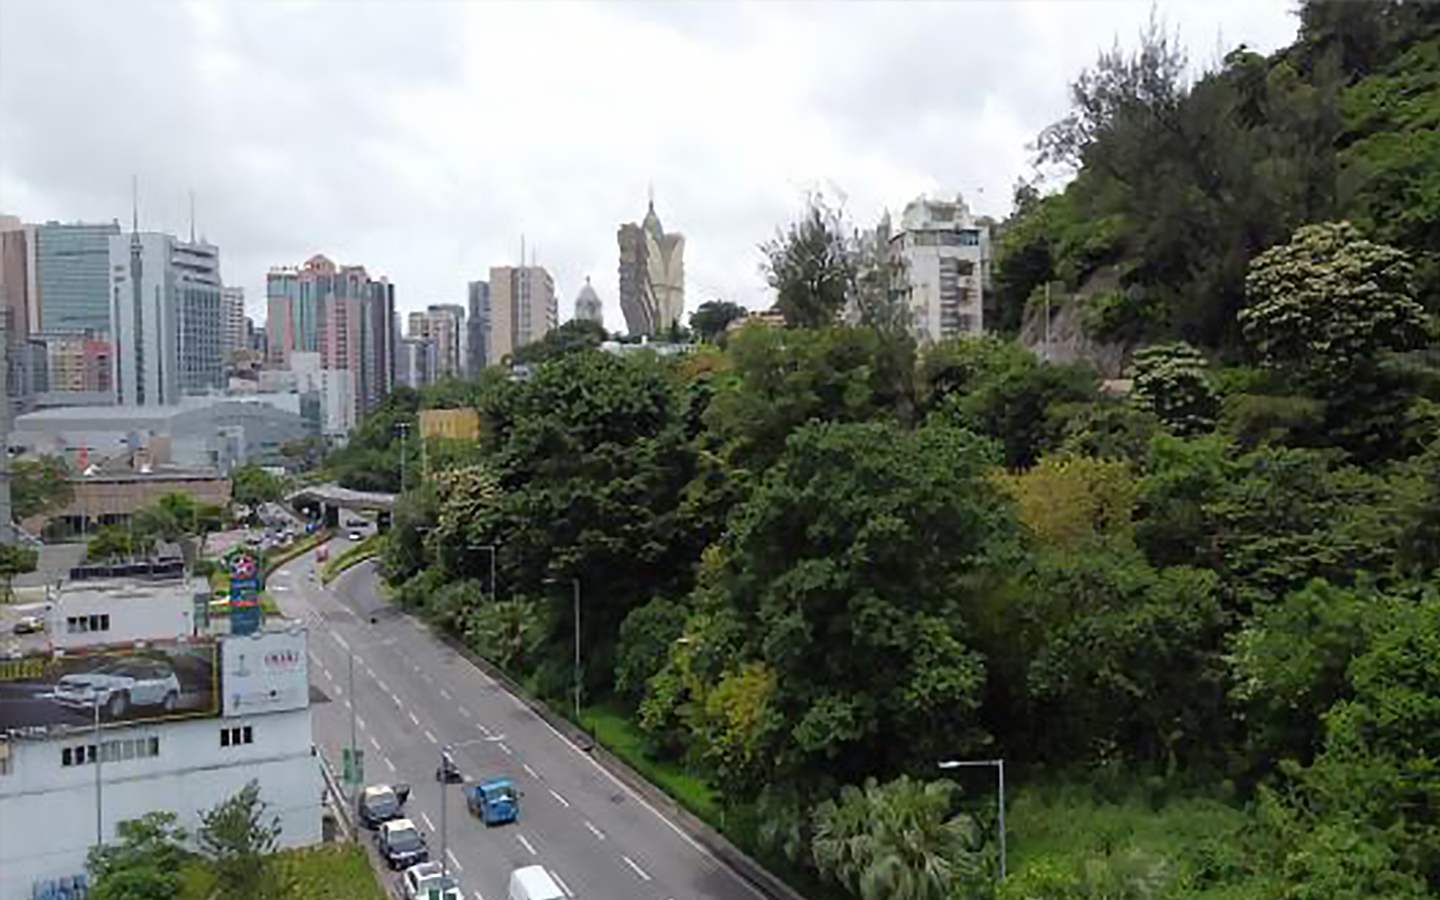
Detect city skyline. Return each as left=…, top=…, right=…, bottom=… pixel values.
left=0, top=2, right=1298, bottom=329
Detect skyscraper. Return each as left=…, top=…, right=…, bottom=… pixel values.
left=618, top=199, right=684, bottom=336
left=408, top=304, right=466, bottom=378
left=487, top=265, right=556, bottom=362
left=574, top=277, right=603, bottom=327
left=467, top=280, right=490, bottom=375
left=221, top=285, right=246, bottom=356
left=0, top=217, right=37, bottom=413
left=397, top=336, right=437, bottom=388
left=35, top=221, right=121, bottom=335
left=108, top=231, right=226, bottom=405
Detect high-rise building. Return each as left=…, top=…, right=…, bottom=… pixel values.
left=618, top=199, right=685, bottom=337
left=35, top=221, right=122, bottom=335
left=408, top=304, right=466, bottom=378
left=266, top=255, right=395, bottom=424
left=466, top=280, right=490, bottom=376
left=0, top=217, right=37, bottom=414
left=574, top=277, right=603, bottom=327
left=487, top=265, right=556, bottom=363
left=397, top=336, right=437, bottom=388
left=221, top=286, right=246, bottom=356
left=40, top=334, right=111, bottom=395
left=108, top=232, right=226, bottom=406
left=891, top=193, right=991, bottom=341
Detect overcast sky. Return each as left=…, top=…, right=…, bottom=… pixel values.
left=1, top=0, right=1299, bottom=328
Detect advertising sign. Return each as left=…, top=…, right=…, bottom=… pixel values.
left=220, top=627, right=309, bottom=717
left=0, top=640, right=219, bottom=734
left=229, top=551, right=263, bottom=636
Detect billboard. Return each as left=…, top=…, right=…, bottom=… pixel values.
left=220, top=627, right=308, bottom=717
left=0, top=640, right=219, bottom=734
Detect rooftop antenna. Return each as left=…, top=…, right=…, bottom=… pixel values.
left=520, top=233, right=525, bottom=270
left=648, top=181, right=654, bottom=211
left=131, top=175, right=139, bottom=234
left=188, top=189, right=195, bottom=243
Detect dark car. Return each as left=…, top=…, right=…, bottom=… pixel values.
left=375, top=818, right=428, bottom=870
left=356, top=783, right=409, bottom=829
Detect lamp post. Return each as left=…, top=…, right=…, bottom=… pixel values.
left=93, top=695, right=105, bottom=849
left=395, top=422, right=411, bottom=495
left=439, top=734, right=504, bottom=882
left=938, top=758, right=1006, bottom=881
left=544, top=577, right=581, bottom=722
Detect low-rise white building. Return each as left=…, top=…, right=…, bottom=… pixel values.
left=0, top=568, right=321, bottom=900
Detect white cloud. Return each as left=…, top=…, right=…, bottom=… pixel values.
left=0, top=0, right=1298, bottom=328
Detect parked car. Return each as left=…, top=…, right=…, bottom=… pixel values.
left=400, top=861, right=461, bottom=900
left=349, top=531, right=363, bottom=541
left=53, top=657, right=182, bottom=717
left=357, top=783, right=410, bottom=829
left=12, top=614, right=45, bottom=635
left=375, top=818, right=428, bottom=870
left=508, top=866, right=565, bottom=900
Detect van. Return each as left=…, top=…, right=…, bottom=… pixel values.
left=508, top=865, right=566, bottom=900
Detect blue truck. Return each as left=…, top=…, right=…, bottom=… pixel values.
left=464, top=778, right=520, bottom=826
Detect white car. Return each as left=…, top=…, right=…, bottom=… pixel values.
left=400, top=861, right=461, bottom=900
left=53, top=657, right=183, bottom=718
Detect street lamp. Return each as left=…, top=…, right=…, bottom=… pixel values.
left=544, top=577, right=581, bottom=723
left=395, top=422, right=411, bottom=495
left=438, top=734, right=505, bottom=882
left=93, top=695, right=105, bottom=849
left=938, top=758, right=1006, bottom=881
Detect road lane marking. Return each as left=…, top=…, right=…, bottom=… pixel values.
left=357, top=715, right=367, bottom=730
left=440, top=688, right=451, bottom=700
left=446, top=849, right=463, bottom=872
left=376, top=679, right=391, bottom=693
left=384, top=756, right=396, bottom=773
left=458, top=706, right=470, bottom=718
left=548, top=789, right=570, bottom=808
left=477, top=724, right=491, bottom=735
left=523, top=764, right=538, bottom=778
left=621, top=855, right=652, bottom=881
left=408, top=711, right=421, bottom=727
left=584, top=821, right=605, bottom=840
left=473, top=892, right=485, bottom=900
left=516, top=833, right=536, bottom=855
left=342, top=699, right=351, bottom=709
left=424, top=729, right=437, bottom=745
left=334, top=634, right=350, bottom=651
left=421, top=812, right=435, bottom=831
left=369, top=736, right=380, bottom=751
left=498, top=742, right=512, bottom=755
left=551, top=871, right=574, bottom=897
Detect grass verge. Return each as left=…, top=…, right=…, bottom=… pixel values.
left=177, top=844, right=385, bottom=900
left=322, top=534, right=383, bottom=584
left=582, top=701, right=722, bottom=827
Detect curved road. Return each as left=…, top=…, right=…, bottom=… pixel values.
left=269, top=546, right=766, bottom=900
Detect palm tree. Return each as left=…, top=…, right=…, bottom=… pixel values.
left=813, top=776, right=984, bottom=900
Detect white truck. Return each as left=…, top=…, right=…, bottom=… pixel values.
left=508, top=866, right=566, bottom=900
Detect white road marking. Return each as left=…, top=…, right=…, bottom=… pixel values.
left=424, top=729, right=437, bottom=745
left=357, top=715, right=367, bottom=730
left=516, top=833, right=536, bottom=855
left=445, top=849, right=464, bottom=873
left=458, top=706, right=470, bottom=718
left=272, top=585, right=290, bottom=592
left=498, top=742, right=512, bottom=755
left=408, top=711, right=421, bottom=727
left=384, top=756, right=396, bottom=773
left=440, top=688, right=451, bottom=700
left=523, top=764, right=538, bottom=778
left=334, top=634, right=350, bottom=651
left=548, top=789, right=569, bottom=808
left=473, top=892, right=485, bottom=900
left=318, top=665, right=332, bottom=681
left=421, top=812, right=435, bottom=831
left=342, top=699, right=351, bottom=709
left=369, top=735, right=380, bottom=751
left=477, top=724, right=491, bottom=736
left=551, top=871, right=574, bottom=897
left=584, top=821, right=605, bottom=841
left=376, top=679, right=391, bottom=693
left=388, top=691, right=400, bottom=705
left=621, top=855, right=652, bottom=881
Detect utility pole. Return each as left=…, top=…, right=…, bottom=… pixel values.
left=939, top=758, right=1006, bottom=880
left=348, top=649, right=357, bottom=812
left=440, top=745, right=452, bottom=881
left=396, top=422, right=411, bottom=494
left=94, top=697, right=104, bottom=849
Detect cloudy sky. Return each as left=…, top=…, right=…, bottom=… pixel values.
left=1, top=0, right=1298, bottom=328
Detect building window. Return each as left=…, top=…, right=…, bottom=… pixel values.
left=63, top=737, right=158, bottom=767
left=66, top=614, right=110, bottom=634
left=221, top=726, right=253, bottom=747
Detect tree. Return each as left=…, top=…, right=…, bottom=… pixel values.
left=761, top=195, right=856, bottom=329
left=690, top=300, right=748, bottom=343
left=812, top=776, right=984, bottom=900
left=1128, top=342, right=1218, bottom=436
left=463, top=598, right=547, bottom=675
left=510, top=319, right=608, bottom=365
left=11, top=454, right=73, bottom=521
left=87, top=524, right=144, bottom=562
left=0, top=544, right=38, bottom=602
left=230, top=464, right=284, bottom=511
left=998, top=453, right=1137, bottom=551
left=87, top=811, right=191, bottom=900
left=197, top=780, right=287, bottom=900
left=1240, top=221, right=1427, bottom=389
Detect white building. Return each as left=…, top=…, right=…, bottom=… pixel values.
left=221, top=286, right=246, bottom=357
left=891, top=193, right=991, bottom=342
left=397, top=336, right=437, bottom=389
left=288, top=352, right=353, bottom=442
left=50, top=566, right=195, bottom=651
left=0, top=569, right=320, bottom=900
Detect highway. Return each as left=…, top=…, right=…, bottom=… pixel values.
left=268, top=543, right=766, bottom=900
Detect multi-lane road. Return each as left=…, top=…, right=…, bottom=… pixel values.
left=269, top=544, right=767, bottom=900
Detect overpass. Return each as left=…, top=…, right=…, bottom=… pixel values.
left=287, top=484, right=397, bottom=529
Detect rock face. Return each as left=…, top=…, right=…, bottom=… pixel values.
left=1017, top=267, right=1134, bottom=378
